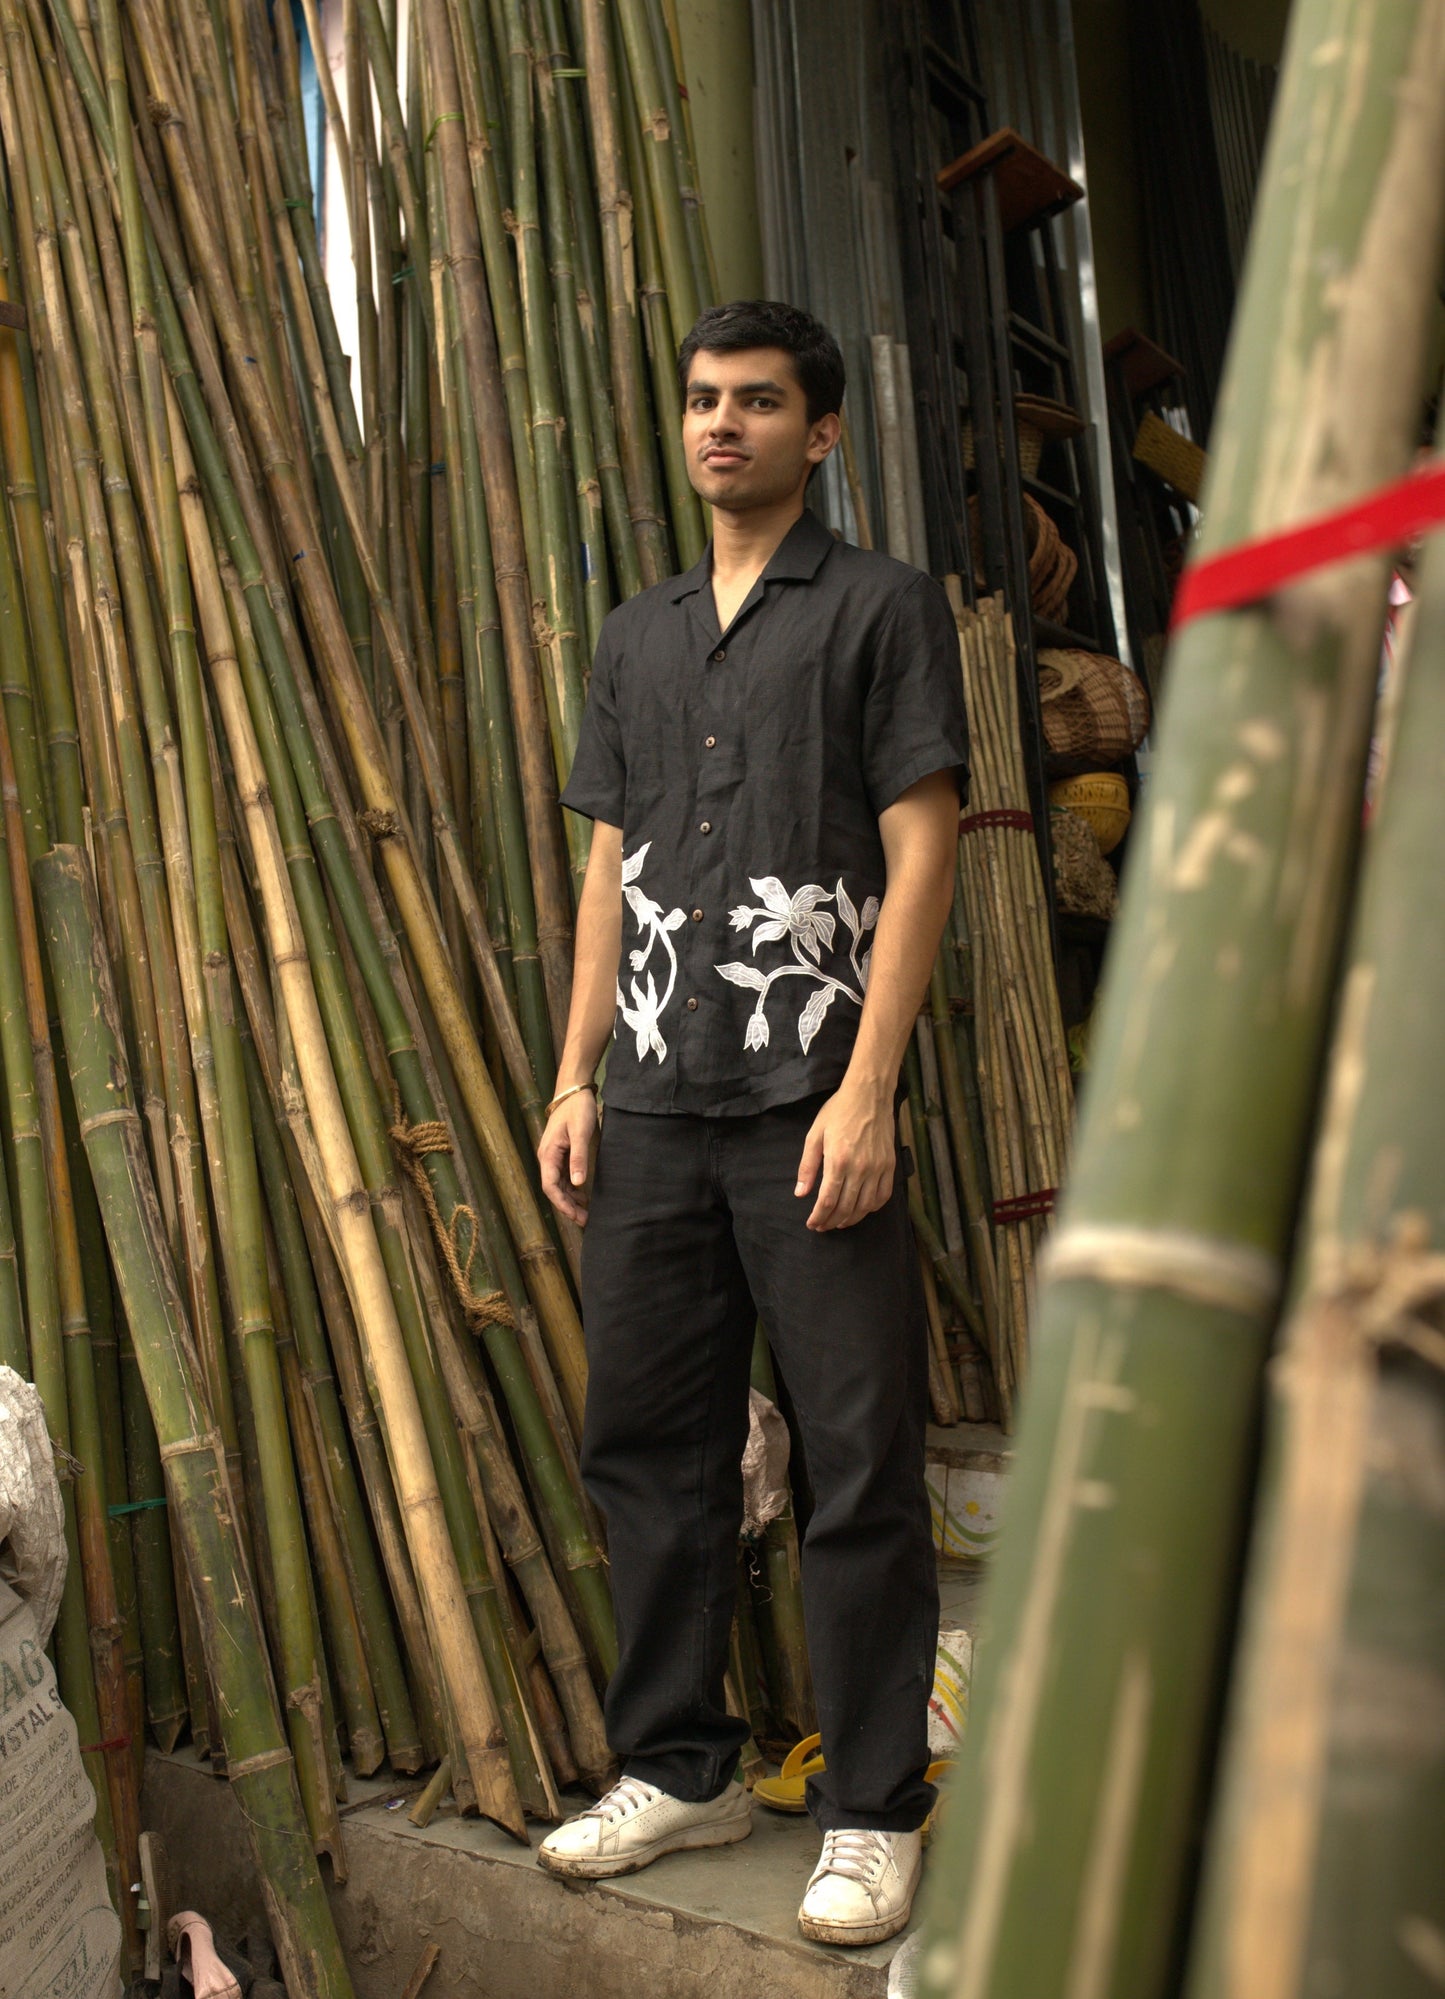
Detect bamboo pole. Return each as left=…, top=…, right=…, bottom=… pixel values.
left=1183, top=438, right=1445, bottom=1999
left=918, top=7, right=1445, bottom=1994
left=201, top=545, right=526, bottom=1838
left=36, top=844, right=356, bottom=1999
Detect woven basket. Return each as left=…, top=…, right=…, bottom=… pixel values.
left=1051, top=808, right=1118, bottom=920
left=962, top=394, right=1081, bottom=483
left=1037, top=648, right=1150, bottom=774
left=1049, top=772, right=1131, bottom=854
left=1133, top=410, right=1207, bottom=505
left=969, top=494, right=1078, bottom=623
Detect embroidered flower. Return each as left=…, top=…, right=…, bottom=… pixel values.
left=615, top=844, right=685, bottom=1063
left=717, top=874, right=879, bottom=1055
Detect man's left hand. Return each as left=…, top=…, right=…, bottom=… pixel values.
left=795, top=1080, right=896, bottom=1232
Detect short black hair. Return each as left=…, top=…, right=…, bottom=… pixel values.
left=677, top=301, right=846, bottom=425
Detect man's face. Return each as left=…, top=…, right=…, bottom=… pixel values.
left=682, top=346, right=840, bottom=513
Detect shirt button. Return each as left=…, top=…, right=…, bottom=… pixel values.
left=691, top=908, right=703, bottom=922
left=705, top=735, right=716, bottom=748
left=686, top=996, right=698, bottom=1011
left=699, top=821, right=712, bottom=835
left=712, top=648, right=726, bottom=662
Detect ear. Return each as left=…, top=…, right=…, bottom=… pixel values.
left=807, top=411, right=842, bottom=464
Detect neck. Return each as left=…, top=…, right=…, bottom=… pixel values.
left=710, top=490, right=807, bottom=580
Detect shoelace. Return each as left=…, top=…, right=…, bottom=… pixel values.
left=581, top=1776, right=662, bottom=1826
left=817, top=1828, right=892, bottom=1886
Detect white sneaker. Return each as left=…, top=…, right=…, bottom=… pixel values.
left=537, top=1774, right=752, bottom=1879
left=798, top=1828, right=923, bottom=1946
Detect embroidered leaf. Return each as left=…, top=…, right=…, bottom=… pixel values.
left=810, top=911, right=837, bottom=954
left=621, top=842, right=651, bottom=886
left=789, top=883, right=833, bottom=916
left=749, top=876, right=792, bottom=916
left=859, top=948, right=872, bottom=991
left=800, top=929, right=821, bottom=964
left=615, top=981, right=626, bottom=1009
left=660, top=906, right=688, bottom=931
left=835, top=878, right=859, bottom=941
left=798, top=983, right=838, bottom=1054
left=744, top=1007, right=770, bottom=1051
left=861, top=896, right=880, bottom=931
left=648, top=1024, right=667, bottom=1062
left=750, top=918, right=788, bottom=952
left=715, top=961, right=769, bottom=992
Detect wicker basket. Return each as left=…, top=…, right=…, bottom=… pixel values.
left=1133, top=409, right=1207, bottom=505
left=969, top=494, right=1078, bottom=623
left=963, top=395, right=1083, bottom=482
left=1051, top=808, right=1118, bottom=920
left=1049, top=772, right=1131, bottom=854
left=1037, top=648, right=1150, bottom=774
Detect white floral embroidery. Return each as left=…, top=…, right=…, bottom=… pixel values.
left=616, top=843, right=687, bottom=1062
left=716, top=875, right=879, bottom=1055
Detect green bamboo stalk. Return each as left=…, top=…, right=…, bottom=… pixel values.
left=576, top=0, right=672, bottom=584
left=536, top=0, right=642, bottom=604
left=1182, top=442, right=1445, bottom=1999
left=198, top=536, right=526, bottom=1837
left=243, top=1031, right=424, bottom=1773
left=271, top=1244, right=385, bottom=1779
left=640, top=0, right=712, bottom=315
left=614, top=10, right=704, bottom=569
left=917, top=9, right=1445, bottom=1994
left=428, top=1289, right=614, bottom=1787
left=442, top=287, right=558, bottom=1100
left=0, top=506, right=116, bottom=1878
left=528, top=0, right=611, bottom=654
left=177, top=413, right=547, bottom=1819
left=88, top=0, right=345, bottom=1860
left=613, top=0, right=698, bottom=352
left=37, top=843, right=356, bottom=1999
left=2, top=17, right=244, bottom=1514
left=116, top=1310, right=188, bottom=1752
left=430, top=0, right=580, bottom=1023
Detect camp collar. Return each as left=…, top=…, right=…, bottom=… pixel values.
left=661, top=506, right=836, bottom=604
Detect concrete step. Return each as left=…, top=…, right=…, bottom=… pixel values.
left=143, top=1750, right=899, bottom=1999
left=141, top=1435, right=1012, bottom=1998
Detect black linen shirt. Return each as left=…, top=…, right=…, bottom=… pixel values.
left=560, top=508, right=969, bottom=1116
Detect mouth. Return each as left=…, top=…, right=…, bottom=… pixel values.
left=702, top=449, right=748, bottom=467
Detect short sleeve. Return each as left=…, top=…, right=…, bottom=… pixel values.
left=861, top=573, right=970, bottom=816
left=560, top=618, right=626, bottom=827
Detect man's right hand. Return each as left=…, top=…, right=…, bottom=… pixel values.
left=538, top=1090, right=601, bottom=1226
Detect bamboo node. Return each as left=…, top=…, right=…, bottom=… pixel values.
left=226, top=1746, right=295, bottom=1780
left=359, top=807, right=400, bottom=840
left=388, top=1107, right=516, bottom=1333
left=1043, top=1224, right=1282, bottom=1316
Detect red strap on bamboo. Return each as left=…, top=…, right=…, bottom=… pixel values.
left=960, top=807, right=1035, bottom=835
left=78, top=1733, right=132, bottom=1754
left=992, top=1189, right=1057, bottom=1224
left=1171, top=461, right=1445, bottom=630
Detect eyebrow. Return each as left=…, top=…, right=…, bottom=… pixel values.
left=686, top=378, right=789, bottom=397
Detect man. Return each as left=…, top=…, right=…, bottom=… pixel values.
left=535, top=300, right=967, bottom=1949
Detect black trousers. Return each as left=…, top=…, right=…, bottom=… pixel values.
left=579, top=1095, right=938, bottom=1833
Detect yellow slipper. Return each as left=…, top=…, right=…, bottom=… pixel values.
left=754, top=1742, right=955, bottom=1822
left=752, top=1733, right=824, bottom=1813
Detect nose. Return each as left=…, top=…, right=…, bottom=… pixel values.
left=707, top=397, right=741, bottom=436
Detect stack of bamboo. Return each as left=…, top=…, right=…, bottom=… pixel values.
left=0, top=0, right=1057, bottom=1978
left=918, top=2, right=1445, bottom=1995
left=0, top=0, right=749, bottom=1984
